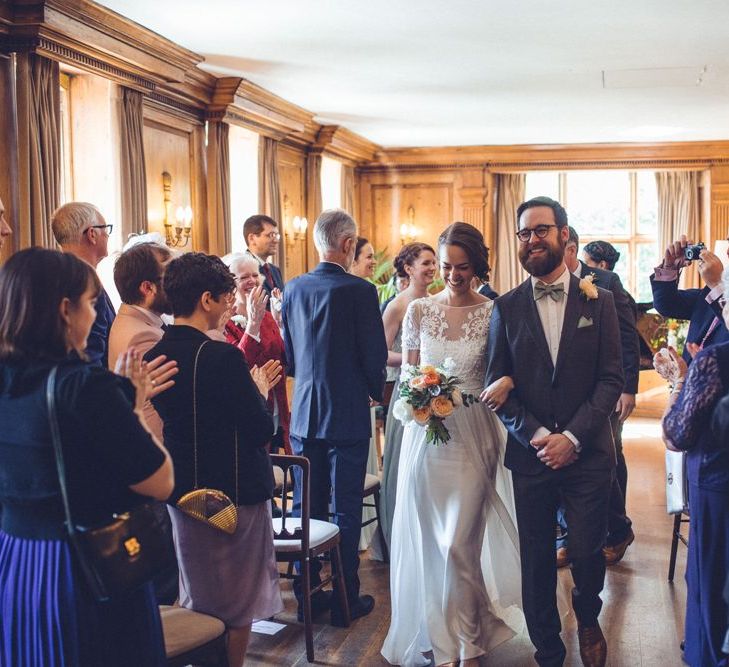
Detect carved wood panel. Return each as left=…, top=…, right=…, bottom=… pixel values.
left=278, top=145, right=308, bottom=279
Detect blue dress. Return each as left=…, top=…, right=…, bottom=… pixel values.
left=0, top=355, right=167, bottom=667
left=664, top=342, right=729, bottom=667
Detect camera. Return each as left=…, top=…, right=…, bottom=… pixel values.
left=684, top=242, right=706, bottom=261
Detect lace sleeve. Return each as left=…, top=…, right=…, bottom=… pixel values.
left=663, top=348, right=723, bottom=450
left=401, top=299, right=421, bottom=351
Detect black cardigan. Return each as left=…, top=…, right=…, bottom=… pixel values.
left=146, top=325, right=275, bottom=506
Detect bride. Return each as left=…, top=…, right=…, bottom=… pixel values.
left=381, top=222, right=522, bottom=667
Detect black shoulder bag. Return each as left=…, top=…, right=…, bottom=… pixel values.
left=46, top=366, right=174, bottom=602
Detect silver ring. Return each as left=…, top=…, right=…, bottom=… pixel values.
left=151, top=378, right=157, bottom=387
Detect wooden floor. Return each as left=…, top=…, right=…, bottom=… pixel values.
left=246, top=418, right=687, bottom=666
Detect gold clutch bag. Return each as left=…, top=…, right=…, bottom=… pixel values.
left=177, top=341, right=240, bottom=535
left=176, top=488, right=238, bottom=534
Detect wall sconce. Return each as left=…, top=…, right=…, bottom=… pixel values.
left=283, top=193, right=307, bottom=251
left=400, top=205, right=419, bottom=244
left=162, top=171, right=192, bottom=247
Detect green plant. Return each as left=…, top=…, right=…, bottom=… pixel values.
left=370, top=249, right=395, bottom=304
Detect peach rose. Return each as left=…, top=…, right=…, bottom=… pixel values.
left=413, top=406, right=431, bottom=425
left=423, top=371, right=441, bottom=386
left=430, top=396, right=454, bottom=418
left=420, top=365, right=437, bottom=376
left=579, top=274, right=599, bottom=300
left=410, top=376, right=428, bottom=390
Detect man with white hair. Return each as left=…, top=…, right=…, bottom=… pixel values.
left=51, top=202, right=116, bottom=366
left=283, top=208, right=387, bottom=626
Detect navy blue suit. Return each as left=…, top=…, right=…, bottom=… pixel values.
left=283, top=262, right=387, bottom=605
left=87, top=288, right=115, bottom=368
left=650, top=273, right=729, bottom=365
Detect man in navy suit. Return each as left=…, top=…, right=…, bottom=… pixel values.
left=51, top=202, right=116, bottom=367
left=486, top=197, right=623, bottom=667
left=562, top=228, right=640, bottom=566
left=650, top=234, right=729, bottom=364
left=282, top=208, right=387, bottom=626
left=244, top=214, right=285, bottom=309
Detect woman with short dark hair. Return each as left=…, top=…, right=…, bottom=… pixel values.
left=146, top=252, right=283, bottom=667
left=0, top=247, right=175, bottom=666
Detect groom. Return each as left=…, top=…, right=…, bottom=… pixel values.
left=486, top=196, right=623, bottom=667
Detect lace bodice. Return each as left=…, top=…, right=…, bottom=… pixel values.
left=402, top=298, right=492, bottom=393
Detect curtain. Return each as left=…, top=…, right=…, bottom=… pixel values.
left=22, top=54, right=61, bottom=248
left=258, top=136, right=282, bottom=224
left=341, top=164, right=355, bottom=215
left=493, top=173, right=526, bottom=294
left=206, top=121, right=231, bottom=256
left=119, top=87, right=148, bottom=238
left=655, top=171, right=701, bottom=289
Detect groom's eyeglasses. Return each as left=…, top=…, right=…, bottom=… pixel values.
left=515, top=224, right=558, bottom=243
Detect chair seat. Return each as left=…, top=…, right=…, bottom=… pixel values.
left=272, top=517, right=339, bottom=552
left=159, top=605, right=226, bottom=659
left=363, top=473, right=381, bottom=494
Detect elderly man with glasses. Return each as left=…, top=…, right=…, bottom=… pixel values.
left=51, top=202, right=116, bottom=366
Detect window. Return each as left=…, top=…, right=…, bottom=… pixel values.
left=524, top=170, right=658, bottom=302
left=59, top=73, right=74, bottom=204
left=320, top=156, right=342, bottom=210
left=228, top=125, right=260, bottom=253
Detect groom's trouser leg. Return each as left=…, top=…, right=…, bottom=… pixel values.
left=291, top=436, right=330, bottom=600
left=560, top=465, right=612, bottom=626
left=512, top=470, right=566, bottom=667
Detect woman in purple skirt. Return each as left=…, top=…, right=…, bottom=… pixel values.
left=0, top=248, right=175, bottom=667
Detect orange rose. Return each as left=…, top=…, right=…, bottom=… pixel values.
left=420, top=365, right=437, bottom=376
left=410, top=376, right=427, bottom=390
left=430, top=396, right=454, bottom=418
left=413, top=406, right=431, bottom=425
left=423, top=371, right=441, bottom=386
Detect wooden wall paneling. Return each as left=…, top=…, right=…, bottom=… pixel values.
left=710, top=166, right=729, bottom=244
left=278, top=145, right=308, bottom=278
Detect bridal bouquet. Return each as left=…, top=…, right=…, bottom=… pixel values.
left=392, top=358, right=478, bottom=445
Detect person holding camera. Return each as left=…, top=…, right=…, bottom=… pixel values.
left=650, top=234, right=729, bottom=364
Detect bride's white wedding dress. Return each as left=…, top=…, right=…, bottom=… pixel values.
left=381, top=298, right=522, bottom=667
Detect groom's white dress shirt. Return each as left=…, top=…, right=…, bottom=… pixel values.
left=530, top=266, right=581, bottom=451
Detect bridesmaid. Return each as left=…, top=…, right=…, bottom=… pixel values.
left=375, top=242, right=436, bottom=559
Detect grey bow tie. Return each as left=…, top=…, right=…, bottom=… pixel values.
left=534, top=281, right=565, bottom=302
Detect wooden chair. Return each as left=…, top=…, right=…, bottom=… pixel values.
left=271, top=454, right=350, bottom=663
left=159, top=605, right=228, bottom=667
left=362, top=473, right=389, bottom=563
left=668, top=510, right=690, bottom=582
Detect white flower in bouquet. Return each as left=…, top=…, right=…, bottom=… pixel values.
left=442, top=357, right=456, bottom=373
left=392, top=398, right=414, bottom=424
left=451, top=387, right=463, bottom=407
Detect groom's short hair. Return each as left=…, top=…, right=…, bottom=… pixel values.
left=516, top=196, right=568, bottom=229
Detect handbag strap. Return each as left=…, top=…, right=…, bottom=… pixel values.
left=46, top=366, right=77, bottom=536
left=192, top=340, right=239, bottom=506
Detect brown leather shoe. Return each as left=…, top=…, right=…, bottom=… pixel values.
left=556, top=546, right=571, bottom=568
left=603, top=528, right=635, bottom=565
left=578, top=623, right=607, bottom=667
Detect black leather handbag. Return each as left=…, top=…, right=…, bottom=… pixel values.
left=46, top=366, right=174, bottom=602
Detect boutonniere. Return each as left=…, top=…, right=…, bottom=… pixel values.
left=579, top=273, right=598, bottom=300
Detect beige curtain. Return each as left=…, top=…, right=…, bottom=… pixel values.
left=341, top=164, right=355, bottom=215
left=655, top=171, right=701, bottom=289
left=259, top=137, right=282, bottom=223
left=119, top=87, right=148, bottom=238
left=18, top=54, right=61, bottom=248
left=206, top=121, right=231, bottom=256
left=493, top=173, right=526, bottom=294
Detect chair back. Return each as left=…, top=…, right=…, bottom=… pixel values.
left=271, top=454, right=310, bottom=552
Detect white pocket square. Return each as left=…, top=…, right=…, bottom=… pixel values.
left=578, top=316, right=593, bottom=329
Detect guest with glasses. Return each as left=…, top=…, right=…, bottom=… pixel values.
left=52, top=202, right=116, bottom=367
left=243, top=214, right=285, bottom=309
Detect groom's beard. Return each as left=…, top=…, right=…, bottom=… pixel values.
left=518, top=239, right=565, bottom=277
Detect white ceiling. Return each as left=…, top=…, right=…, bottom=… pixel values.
left=100, top=0, right=729, bottom=147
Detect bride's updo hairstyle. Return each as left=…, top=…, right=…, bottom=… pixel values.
left=437, top=222, right=490, bottom=281
left=393, top=242, right=435, bottom=278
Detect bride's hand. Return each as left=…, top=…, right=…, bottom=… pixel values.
left=479, top=376, right=515, bottom=411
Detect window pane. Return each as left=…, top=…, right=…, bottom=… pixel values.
left=321, top=157, right=342, bottom=210
left=567, top=171, right=630, bottom=237
left=525, top=171, right=560, bottom=202
left=636, top=242, right=658, bottom=303
left=229, top=125, right=260, bottom=253
left=637, top=172, right=658, bottom=236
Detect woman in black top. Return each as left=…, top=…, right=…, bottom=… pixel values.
left=146, top=253, right=282, bottom=667
left=0, top=248, right=175, bottom=667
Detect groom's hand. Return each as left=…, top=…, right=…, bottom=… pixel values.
left=532, top=434, right=578, bottom=469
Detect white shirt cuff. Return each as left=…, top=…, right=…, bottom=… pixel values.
left=531, top=426, right=551, bottom=443
left=563, top=430, right=581, bottom=452
left=706, top=284, right=724, bottom=304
